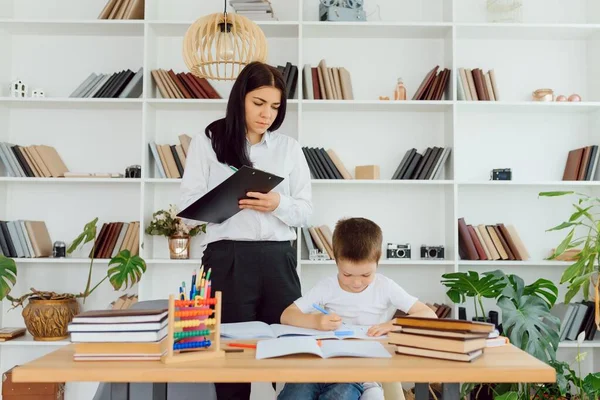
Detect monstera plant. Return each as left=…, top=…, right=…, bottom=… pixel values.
left=0, top=217, right=147, bottom=341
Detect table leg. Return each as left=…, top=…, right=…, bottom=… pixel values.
left=110, top=383, right=129, bottom=400
left=414, top=383, right=429, bottom=400
left=152, top=383, right=167, bottom=400
left=442, top=383, right=460, bottom=400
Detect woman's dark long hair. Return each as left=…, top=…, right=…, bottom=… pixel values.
left=205, top=61, right=287, bottom=169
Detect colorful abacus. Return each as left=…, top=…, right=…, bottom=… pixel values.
left=160, top=291, right=225, bottom=364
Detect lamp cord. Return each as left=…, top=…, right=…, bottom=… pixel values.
left=223, top=0, right=227, bottom=16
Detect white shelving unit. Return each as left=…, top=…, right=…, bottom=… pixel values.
left=2, top=0, right=600, bottom=398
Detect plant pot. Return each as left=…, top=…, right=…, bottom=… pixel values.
left=169, top=234, right=190, bottom=259
left=22, top=297, right=80, bottom=341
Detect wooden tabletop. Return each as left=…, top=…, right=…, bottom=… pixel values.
left=13, top=342, right=555, bottom=384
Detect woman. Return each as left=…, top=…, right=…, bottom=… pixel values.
left=178, top=61, right=312, bottom=400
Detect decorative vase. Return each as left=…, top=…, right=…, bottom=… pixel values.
left=169, top=234, right=190, bottom=259
left=22, top=297, right=80, bottom=341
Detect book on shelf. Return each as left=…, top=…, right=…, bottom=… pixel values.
left=551, top=301, right=597, bottom=342
left=276, top=62, right=298, bottom=100
left=111, top=294, right=138, bottom=310
left=90, top=221, right=140, bottom=259
left=151, top=69, right=221, bottom=100
left=69, top=67, right=143, bottom=99
left=0, top=220, right=52, bottom=258
left=302, top=147, right=352, bottom=180
left=391, top=146, right=452, bottom=180
left=0, top=142, right=68, bottom=178
left=390, top=317, right=495, bottom=362
left=230, top=0, right=278, bottom=21
left=0, top=327, right=26, bottom=342
left=149, top=134, right=191, bottom=179
left=457, top=67, right=499, bottom=101
left=301, top=225, right=334, bottom=260
left=303, top=60, right=354, bottom=100
left=97, top=0, right=144, bottom=20
left=562, top=145, right=600, bottom=181
left=412, top=65, right=451, bottom=101
left=457, top=217, right=530, bottom=261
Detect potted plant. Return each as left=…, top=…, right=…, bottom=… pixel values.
left=145, top=204, right=206, bottom=259
left=0, top=217, right=147, bottom=341
left=539, top=190, right=600, bottom=330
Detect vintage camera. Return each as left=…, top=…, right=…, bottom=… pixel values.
left=125, top=164, right=141, bottom=178
left=490, top=168, right=512, bottom=181
left=420, top=245, right=445, bottom=260
left=387, top=243, right=411, bottom=259
left=319, top=0, right=366, bottom=22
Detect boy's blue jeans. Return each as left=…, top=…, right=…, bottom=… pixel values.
left=277, top=382, right=364, bottom=400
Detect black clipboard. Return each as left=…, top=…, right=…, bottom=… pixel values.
left=177, top=166, right=284, bottom=224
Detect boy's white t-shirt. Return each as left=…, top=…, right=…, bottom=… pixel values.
left=294, top=273, right=418, bottom=326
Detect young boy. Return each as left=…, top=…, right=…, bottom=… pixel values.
left=277, top=217, right=437, bottom=400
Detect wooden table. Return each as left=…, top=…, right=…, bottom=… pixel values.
left=12, top=343, right=555, bottom=400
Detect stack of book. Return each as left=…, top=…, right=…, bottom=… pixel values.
left=276, top=62, right=298, bottom=99
left=97, top=0, right=144, bottom=19
left=392, top=147, right=451, bottom=180
left=69, top=68, right=143, bottom=98
left=303, top=60, right=354, bottom=100
left=151, top=69, right=221, bottom=99
left=91, top=221, right=140, bottom=258
left=457, top=67, right=499, bottom=101
left=230, top=0, right=277, bottom=21
left=458, top=217, right=530, bottom=261
left=551, top=301, right=598, bottom=342
left=0, top=142, right=68, bottom=178
left=149, top=134, right=191, bottom=179
left=562, top=145, right=600, bottom=181
left=302, top=147, right=351, bottom=179
left=68, top=308, right=169, bottom=361
left=413, top=66, right=451, bottom=101
left=0, top=220, right=52, bottom=258
left=390, top=317, right=495, bottom=362
left=301, top=225, right=334, bottom=260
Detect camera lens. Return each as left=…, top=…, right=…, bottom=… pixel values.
left=428, top=249, right=437, bottom=258
left=398, top=249, right=405, bottom=258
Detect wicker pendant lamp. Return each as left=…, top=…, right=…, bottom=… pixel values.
left=182, top=0, right=268, bottom=81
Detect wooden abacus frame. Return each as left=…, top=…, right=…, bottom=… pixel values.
left=161, top=291, right=225, bottom=364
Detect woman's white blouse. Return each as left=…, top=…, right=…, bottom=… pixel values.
left=178, top=131, right=313, bottom=245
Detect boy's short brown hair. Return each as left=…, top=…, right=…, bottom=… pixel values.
left=332, top=217, right=382, bottom=263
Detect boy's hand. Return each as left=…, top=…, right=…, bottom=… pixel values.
left=367, top=321, right=395, bottom=337
left=317, top=313, right=343, bottom=331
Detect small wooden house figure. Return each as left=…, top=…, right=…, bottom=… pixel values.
left=10, top=80, right=27, bottom=98
left=32, top=88, right=45, bottom=98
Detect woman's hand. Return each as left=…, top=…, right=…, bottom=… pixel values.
left=239, top=191, right=280, bottom=212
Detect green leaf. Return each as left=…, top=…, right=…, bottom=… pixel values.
left=0, top=255, right=17, bottom=300
left=560, top=257, right=586, bottom=284
left=554, top=228, right=575, bottom=258
left=546, top=221, right=580, bottom=231
left=539, top=191, right=575, bottom=197
left=523, top=278, right=558, bottom=308
left=441, top=271, right=507, bottom=301
left=107, top=250, right=147, bottom=291
left=565, top=284, right=582, bottom=304
left=494, top=392, right=519, bottom=400
left=583, top=373, right=600, bottom=396
left=569, top=205, right=594, bottom=222
left=497, top=295, right=560, bottom=362
left=67, top=217, right=98, bottom=254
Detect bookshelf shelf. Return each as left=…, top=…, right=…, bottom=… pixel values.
left=0, top=177, right=141, bottom=184
left=0, top=19, right=145, bottom=36
left=148, top=20, right=299, bottom=38
left=146, top=98, right=298, bottom=110
left=455, top=23, right=600, bottom=40
left=0, top=97, right=143, bottom=109
left=456, top=101, right=600, bottom=114
left=12, top=258, right=109, bottom=264
left=301, top=100, right=453, bottom=112
left=301, top=21, right=452, bottom=39
left=457, top=181, right=600, bottom=187
left=458, top=260, right=573, bottom=267
left=310, top=179, right=454, bottom=186
left=0, top=334, right=69, bottom=346
left=301, top=260, right=455, bottom=266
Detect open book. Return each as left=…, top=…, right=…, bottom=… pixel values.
left=221, top=321, right=385, bottom=340
left=256, top=337, right=392, bottom=360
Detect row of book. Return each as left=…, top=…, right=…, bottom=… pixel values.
left=457, top=67, right=499, bottom=101
left=303, top=60, right=354, bottom=100
left=390, top=316, right=496, bottom=362
left=69, top=68, right=143, bottom=99
left=563, top=145, right=599, bottom=181
left=151, top=69, right=221, bottom=99
left=230, top=0, right=277, bottom=21
left=412, top=66, right=451, bottom=101
left=392, top=147, right=451, bottom=180
left=0, top=220, right=52, bottom=259
left=301, top=225, right=334, bottom=260
left=149, top=134, right=191, bottom=179
left=302, top=147, right=351, bottom=180
left=277, top=62, right=298, bottom=100
left=91, top=221, right=140, bottom=259
left=0, top=142, right=68, bottom=178
left=98, top=0, right=144, bottom=19
left=552, top=301, right=597, bottom=342
left=68, top=308, right=168, bottom=361
left=458, top=217, right=530, bottom=261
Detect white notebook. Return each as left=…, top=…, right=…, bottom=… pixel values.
left=256, top=337, right=392, bottom=360
left=221, top=321, right=385, bottom=340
